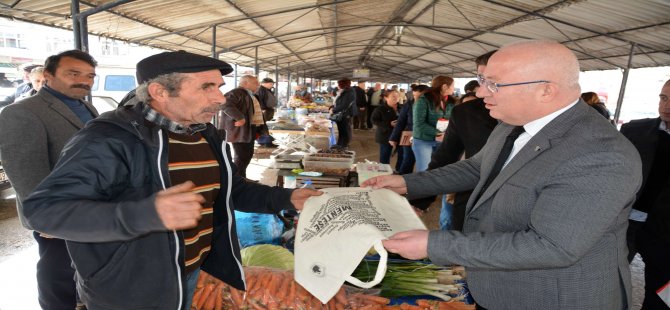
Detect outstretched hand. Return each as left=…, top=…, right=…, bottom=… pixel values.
left=290, top=188, right=323, bottom=210
left=360, top=175, right=408, bottom=195
left=382, top=230, right=429, bottom=260
left=155, top=181, right=205, bottom=230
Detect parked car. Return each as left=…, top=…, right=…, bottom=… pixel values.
left=91, top=68, right=136, bottom=103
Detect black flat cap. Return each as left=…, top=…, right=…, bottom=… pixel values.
left=136, top=50, right=234, bottom=84
left=261, top=77, right=274, bottom=83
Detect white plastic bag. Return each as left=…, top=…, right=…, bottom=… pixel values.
left=294, top=187, right=426, bottom=303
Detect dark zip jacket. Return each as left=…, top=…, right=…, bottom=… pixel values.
left=23, top=102, right=294, bottom=309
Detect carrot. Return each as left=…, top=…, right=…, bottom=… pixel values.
left=215, top=283, right=225, bottom=310
left=335, top=303, right=345, bottom=310
left=355, top=294, right=390, bottom=305
left=286, top=276, right=296, bottom=304
left=399, top=303, right=422, bottom=310
left=195, top=283, right=215, bottom=310
left=229, top=287, right=244, bottom=306
left=359, top=305, right=383, bottom=310
left=296, top=283, right=310, bottom=302
left=196, top=270, right=209, bottom=289
left=334, top=287, right=347, bottom=305
left=203, top=283, right=220, bottom=310
left=191, top=288, right=204, bottom=310
left=327, top=296, right=337, bottom=310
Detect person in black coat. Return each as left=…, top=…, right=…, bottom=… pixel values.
left=330, top=78, right=356, bottom=148
left=371, top=90, right=400, bottom=164
left=353, top=81, right=368, bottom=129
left=620, top=79, right=670, bottom=310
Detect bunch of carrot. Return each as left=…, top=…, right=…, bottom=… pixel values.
left=190, top=267, right=475, bottom=310
left=347, top=296, right=474, bottom=310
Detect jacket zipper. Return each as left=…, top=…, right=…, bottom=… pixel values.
left=220, top=138, right=247, bottom=289
left=156, top=128, right=184, bottom=310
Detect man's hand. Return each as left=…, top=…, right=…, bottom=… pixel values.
left=155, top=181, right=205, bottom=230
left=389, top=140, right=397, bottom=147
left=234, top=119, right=246, bottom=127
left=360, top=175, right=408, bottom=195
left=391, top=120, right=398, bottom=127
left=290, top=188, right=323, bottom=210
left=382, top=230, right=429, bottom=260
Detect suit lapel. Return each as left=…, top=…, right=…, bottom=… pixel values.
left=468, top=101, right=587, bottom=214
left=40, top=89, right=95, bottom=129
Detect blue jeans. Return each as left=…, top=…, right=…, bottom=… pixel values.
left=439, top=195, right=454, bottom=230
left=379, top=142, right=393, bottom=164
left=412, top=138, right=437, bottom=172
left=184, top=268, right=201, bottom=310
left=398, top=145, right=415, bottom=174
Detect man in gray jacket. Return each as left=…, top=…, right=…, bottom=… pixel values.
left=363, top=40, right=642, bottom=309
left=0, top=49, right=99, bottom=310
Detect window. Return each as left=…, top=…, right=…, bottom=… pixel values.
left=0, top=32, right=26, bottom=48
left=104, top=75, right=135, bottom=91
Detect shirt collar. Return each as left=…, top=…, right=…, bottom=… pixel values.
left=142, top=104, right=207, bottom=135
left=660, top=120, right=670, bottom=134
left=522, top=99, right=579, bottom=137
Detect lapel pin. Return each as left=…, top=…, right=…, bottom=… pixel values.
left=534, top=146, right=541, bottom=151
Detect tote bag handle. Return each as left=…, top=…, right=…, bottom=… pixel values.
left=344, top=241, right=388, bottom=288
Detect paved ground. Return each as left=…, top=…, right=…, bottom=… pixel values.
left=0, top=128, right=646, bottom=309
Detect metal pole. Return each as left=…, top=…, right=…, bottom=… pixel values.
left=254, top=46, right=259, bottom=76
left=613, top=43, right=635, bottom=124
left=79, top=16, right=89, bottom=52
left=274, top=58, right=279, bottom=106
left=71, top=0, right=81, bottom=50
left=211, top=25, right=217, bottom=58
left=233, top=64, right=238, bottom=88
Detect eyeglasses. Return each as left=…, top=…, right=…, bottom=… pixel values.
left=477, top=74, right=550, bottom=93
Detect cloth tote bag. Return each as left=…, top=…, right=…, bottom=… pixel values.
left=294, top=187, right=426, bottom=303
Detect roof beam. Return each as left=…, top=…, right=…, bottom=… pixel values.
left=129, top=0, right=354, bottom=43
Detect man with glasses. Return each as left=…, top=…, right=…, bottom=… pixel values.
left=363, top=40, right=641, bottom=309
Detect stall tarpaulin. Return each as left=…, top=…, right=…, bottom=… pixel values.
left=294, top=187, right=426, bottom=303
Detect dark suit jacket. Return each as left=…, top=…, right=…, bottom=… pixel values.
left=412, top=98, right=497, bottom=211
left=404, top=101, right=642, bottom=309
left=620, top=117, right=670, bottom=245
left=0, top=88, right=98, bottom=228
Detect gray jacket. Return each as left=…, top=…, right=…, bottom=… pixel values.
left=404, top=101, right=642, bottom=309
left=0, top=88, right=98, bottom=228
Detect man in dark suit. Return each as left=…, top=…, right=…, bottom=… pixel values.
left=364, top=40, right=641, bottom=309
left=0, top=50, right=99, bottom=310
left=620, top=79, right=670, bottom=309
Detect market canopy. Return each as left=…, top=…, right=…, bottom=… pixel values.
left=1, top=0, right=669, bottom=82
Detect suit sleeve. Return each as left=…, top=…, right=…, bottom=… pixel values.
left=0, top=106, right=52, bottom=210
left=426, top=150, right=642, bottom=269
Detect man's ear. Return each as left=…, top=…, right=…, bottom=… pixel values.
left=147, top=82, right=168, bottom=103
left=538, top=82, right=558, bottom=103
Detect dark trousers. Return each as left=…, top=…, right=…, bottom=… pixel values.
left=232, top=141, right=255, bottom=178
left=366, top=105, right=376, bottom=129
left=638, top=229, right=670, bottom=310
left=397, top=145, right=415, bottom=174
left=627, top=219, right=645, bottom=262
left=33, top=231, right=77, bottom=310
left=379, top=142, right=392, bottom=164
left=353, top=108, right=367, bottom=129
left=335, top=118, right=351, bottom=148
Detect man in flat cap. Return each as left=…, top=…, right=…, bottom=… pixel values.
left=21, top=50, right=321, bottom=309
left=256, top=77, right=277, bottom=123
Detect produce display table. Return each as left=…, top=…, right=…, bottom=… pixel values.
left=275, top=169, right=356, bottom=189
